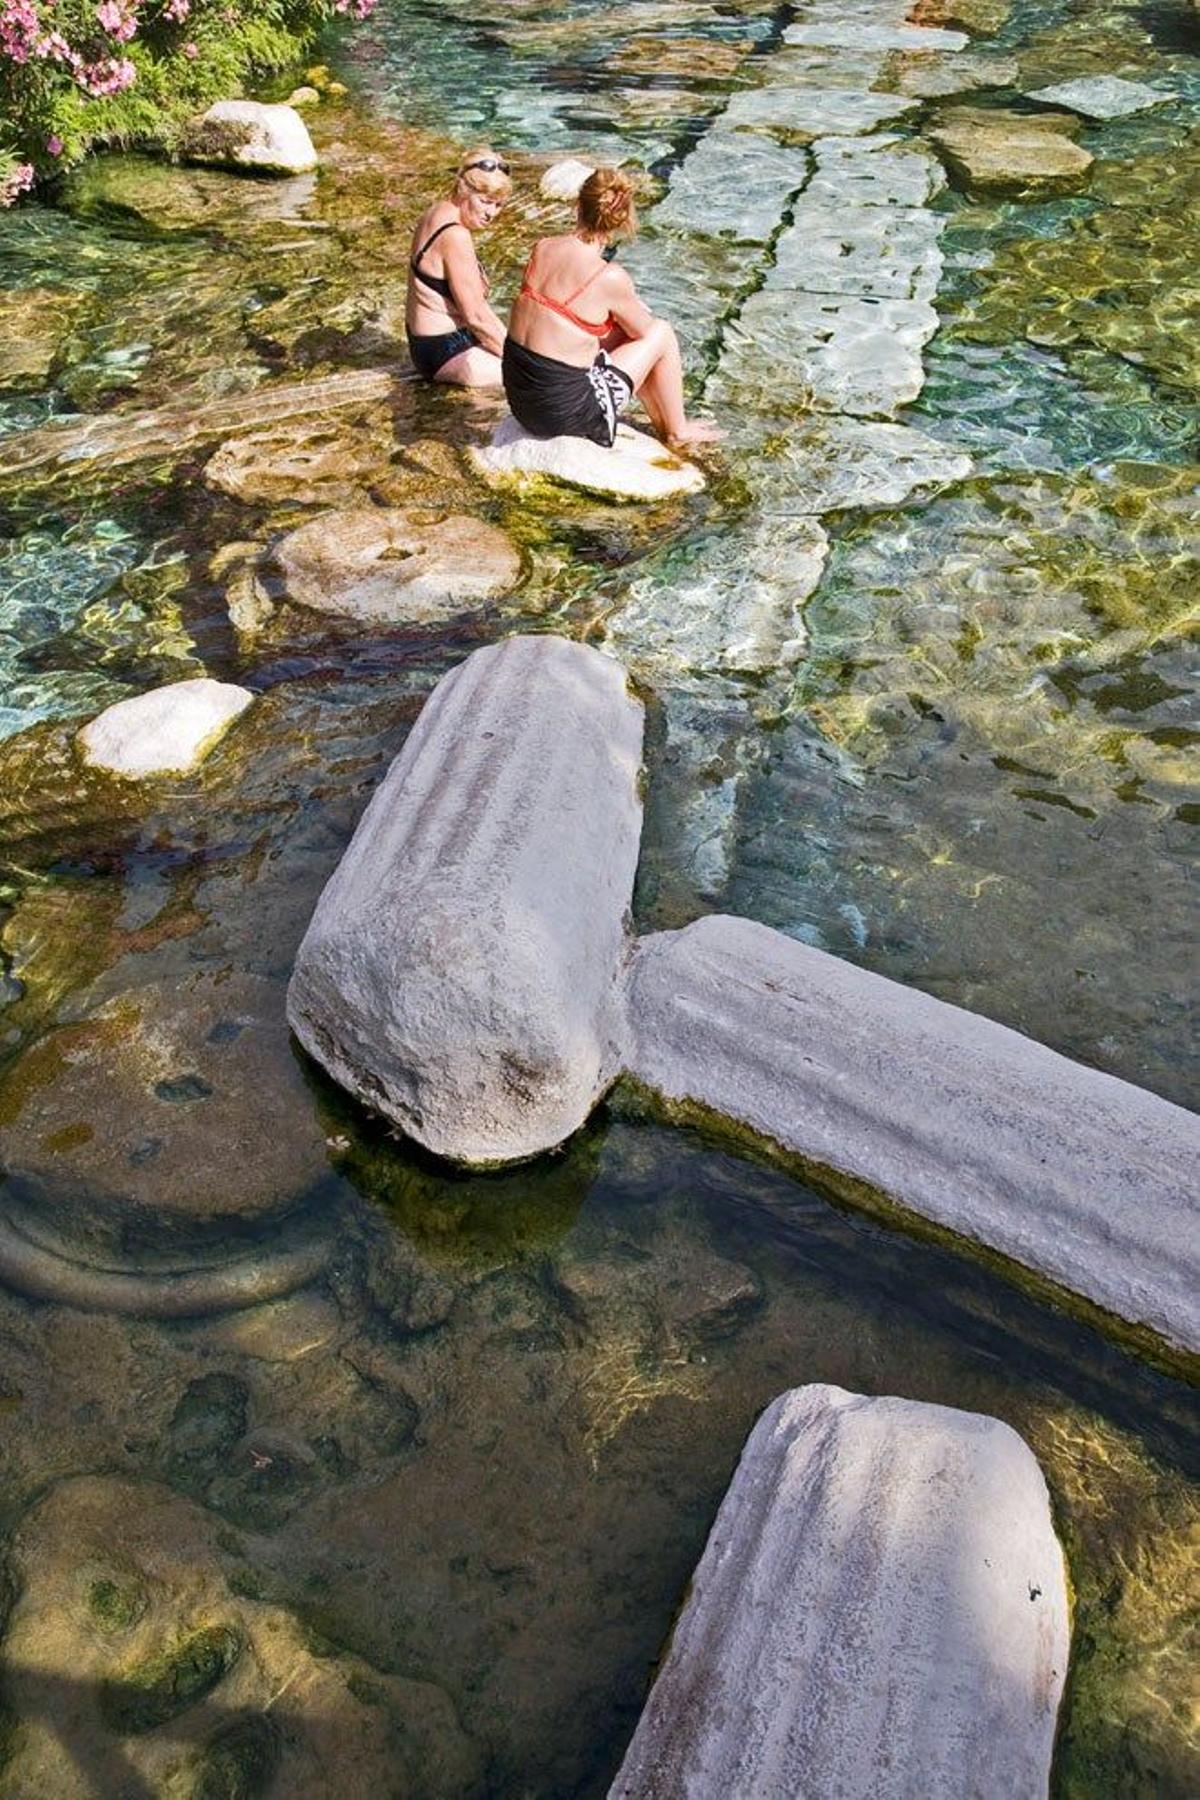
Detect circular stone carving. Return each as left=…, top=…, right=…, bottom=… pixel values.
left=275, top=507, right=521, bottom=621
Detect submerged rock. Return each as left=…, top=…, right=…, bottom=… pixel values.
left=748, top=417, right=974, bottom=513
left=1, top=1476, right=483, bottom=1795
left=716, top=289, right=937, bottom=416
left=275, top=507, right=521, bottom=622
left=0, top=288, right=88, bottom=389
left=1026, top=75, right=1167, bottom=120
left=893, top=51, right=1019, bottom=98
left=471, top=418, right=705, bottom=501
left=785, top=20, right=969, bottom=51
left=0, top=973, right=336, bottom=1298
left=928, top=106, right=1093, bottom=195
left=204, top=412, right=396, bottom=504
left=288, top=636, right=645, bottom=1166
left=611, top=1385, right=1069, bottom=1799
left=625, top=915, right=1200, bottom=1357
left=183, top=100, right=318, bottom=175
left=0, top=369, right=395, bottom=488
left=76, top=678, right=253, bottom=779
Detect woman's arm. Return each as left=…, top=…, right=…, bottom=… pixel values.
left=442, top=227, right=507, bottom=354
left=607, top=267, right=657, bottom=341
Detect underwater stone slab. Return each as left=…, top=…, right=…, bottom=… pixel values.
left=625, top=916, right=1200, bottom=1356
left=928, top=107, right=1093, bottom=194
left=894, top=51, right=1019, bottom=99
left=288, top=636, right=645, bottom=1166
left=77, top=678, right=253, bottom=778
left=805, top=133, right=946, bottom=208
left=785, top=20, right=969, bottom=51
left=1026, top=75, right=1166, bottom=120
left=723, top=86, right=918, bottom=137
left=470, top=418, right=704, bottom=502
left=605, top=513, right=827, bottom=683
left=611, top=1385, right=1069, bottom=1800
left=275, top=507, right=520, bottom=622
left=651, top=129, right=810, bottom=242
left=750, top=418, right=974, bottom=513
left=767, top=202, right=944, bottom=301
left=716, top=289, right=936, bottom=416
left=185, top=100, right=318, bottom=174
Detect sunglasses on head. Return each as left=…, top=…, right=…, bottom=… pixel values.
left=463, top=157, right=510, bottom=175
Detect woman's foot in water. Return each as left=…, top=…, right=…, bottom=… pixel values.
left=667, top=418, right=726, bottom=449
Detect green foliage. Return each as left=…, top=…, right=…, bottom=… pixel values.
left=0, top=2, right=361, bottom=183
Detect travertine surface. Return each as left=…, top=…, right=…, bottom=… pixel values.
left=288, top=636, right=645, bottom=1165
left=610, top=1384, right=1070, bottom=1799
left=625, top=915, right=1200, bottom=1354
left=77, top=678, right=253, bottom=778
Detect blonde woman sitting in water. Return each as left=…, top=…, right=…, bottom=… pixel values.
left=504, top=166, right=722, bottom=451
left=406, top=147, right=511, bottom=386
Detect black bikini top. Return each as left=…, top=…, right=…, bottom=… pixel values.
left=410, top=220, right=489, bottom=301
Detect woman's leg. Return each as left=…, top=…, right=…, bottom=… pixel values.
left=608, top=320, right=723, bottom=445
left=436, top=345, right=504, bottom=388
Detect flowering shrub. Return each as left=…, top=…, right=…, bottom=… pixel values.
left=0, top=0, right=377, bottom=197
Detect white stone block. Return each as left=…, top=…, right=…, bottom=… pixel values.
left=540, top=158, right=595, bottom=199
left=470, top=417, right=704, bottom=501
left=77, top=678, right=253, bottom=779
left=275, top=507, right=520, bottom=621
left=611, top=1384, right=1070, bottom=1800
left=625, top=915, right=1200, bottom=1354
left=288, top=636, right=645, bottom=1166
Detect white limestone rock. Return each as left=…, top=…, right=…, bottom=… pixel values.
left=751, top=418, right=974, bottom=514
left=611, top=1385, right=1070, bottom=1800
left=540, top=158, right=595, bottom=199
left=785, top=20, right=969, bottom=50
left=288, top=636, right=645, bottom=1166
left=895, top=52, right=1019, bottom=99
left=625, top=915, right=1200, bottom=1355
left=185, top=100, right=318, bottom=175
left=77, top=678, right=253, bottom=779
left=470, top=417, right=704, bottom=501
left=1027, top=75, right=1167, bottom=119
left=275, top=507, right=520, bottom=622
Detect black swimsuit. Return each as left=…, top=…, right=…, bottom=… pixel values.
left=502, top=338, right=633, bottom=447
left=407, top=220, right=480, bottom=378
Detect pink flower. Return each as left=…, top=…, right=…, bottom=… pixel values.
left=77, top=53, right=136, bottom=95
left=182, top=37, right=197, bottom=56
left=96, top=1, right=138, bottom=43
left=162, top=0, right=189, bottom=18
left=45, top=133, right=63, bottom=155
left=0, top=161, right=35, bottom=206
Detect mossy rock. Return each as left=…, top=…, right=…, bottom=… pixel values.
left=100, top=1621, right=244, bottom=1734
